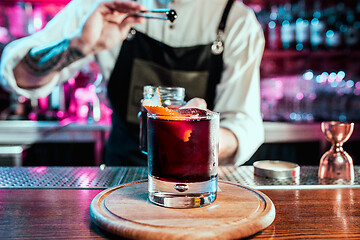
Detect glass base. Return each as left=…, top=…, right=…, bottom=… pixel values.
left=148, top=175, right=217, bottom=208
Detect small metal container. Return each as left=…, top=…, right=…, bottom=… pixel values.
left=253, top=160, right=300, bottom=179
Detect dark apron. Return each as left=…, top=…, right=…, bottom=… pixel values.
left=105, top=0, right=234, bottom=166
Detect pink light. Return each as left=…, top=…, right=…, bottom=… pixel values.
left=75, top=89, right=84, bottom=99
left=33, top=6, right=45, bottom=31
left=88, top=84, right=96, bottom=92
left=308, top=93, right=317, bottom=100
left=68, top=78, right=75, bottom=85
left=335, top=71, right=344, bottom=82
left=99, top=103, right=113, bottom=124
left=249, top=4, right=262, bottom=13
left=18, top=95, right=27, bottom=103
left=77, top=174, right=91, bottom=186
left=30, top=166, right=47, bottom=174
left=0, top=27, right=10, bottom=43
left=75, top=87, right=97, bottom=102
left=38, top=97, right=48, bottom=110
left=56, top=111, right=65, bottom=119
left=36, top=167, right=47, bottom=173
left=275, top=80, right=283, bottom=88
left=28, top=112, right=37, bottom=120
left=59, top=117, right=73, bottom=126
left=355, top=82, right=360, bottom=89
left=296, top=92, right=304, bottom=100
left=33, top=17, right=43, bottom=31
left=79, top=105, right=89, bottom=118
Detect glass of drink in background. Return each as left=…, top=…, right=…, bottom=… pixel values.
left=139, top=86, right=186, bottom=154
left=147, top=108, right=219, bottom=208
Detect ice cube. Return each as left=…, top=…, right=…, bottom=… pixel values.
left=177, top=108, right=209, bottom=117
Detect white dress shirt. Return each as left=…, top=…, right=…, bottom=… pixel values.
left=0, top=0, right=265, bottom=165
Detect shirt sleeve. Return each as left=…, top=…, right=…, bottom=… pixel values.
left=214, top=3, right=265, bottom=166
left=0, top=0, right=95, bottom=99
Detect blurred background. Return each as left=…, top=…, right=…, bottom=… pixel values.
left=0, top=0, right=359, bottom=166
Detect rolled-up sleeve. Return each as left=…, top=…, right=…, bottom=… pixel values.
left=0, top=0, right=95, bottom=99
left=214, top=5, right=265, bottom=166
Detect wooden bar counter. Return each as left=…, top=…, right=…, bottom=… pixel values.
left=0, top=166, right=360, bottom=239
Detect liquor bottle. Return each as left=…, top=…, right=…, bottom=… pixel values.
left=349, top=1, right=360, bottom=50
left=295, top=0, right=310, bottom=51
left=267, top=4, right=282, bottom=50
left=344, top=9, right=359, bottom=50
left=255, top=5, right=269, bottom=36
left=280, top=1, right=295, bottom=50
left=310, top=0, right=325, bottom=51
left=325, top=3, right=344, bottom=50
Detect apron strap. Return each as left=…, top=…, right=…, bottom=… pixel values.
left=219, top=0, right=235, bottom=31
left=206, top=0, right=234, bottom=110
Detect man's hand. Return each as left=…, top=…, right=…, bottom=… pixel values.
left=181, top=97, right=238, bottom=164
left=71, top=1, right=145, bottom=55
left=181, top=98, right=208, bottom=110
left=15, top=1, right=145, bottom=89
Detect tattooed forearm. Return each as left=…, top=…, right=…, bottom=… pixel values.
left=22, top=39, right=85, bottom=76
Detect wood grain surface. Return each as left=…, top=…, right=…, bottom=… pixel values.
left=89, top=180, right=275, bottom=240
left=1, top=187, right=360, bottom=239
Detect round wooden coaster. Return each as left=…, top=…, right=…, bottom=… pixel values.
left=89, top=180, right=275, bottom=240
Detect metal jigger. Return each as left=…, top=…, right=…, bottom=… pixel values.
left=318, top=121, right=354, bottom=180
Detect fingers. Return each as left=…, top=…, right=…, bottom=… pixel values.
left=122, top=14, right=146, bottom=25
left=181, top=98, right=208, bottom=110
left=103, top=0, right=145, bottom=15
left=104, top=13, right=145, bottom=25
left=101, top=1, right=145, bottom=25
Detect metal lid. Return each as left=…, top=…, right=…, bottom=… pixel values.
left=253, top=160, right=300, bottom=179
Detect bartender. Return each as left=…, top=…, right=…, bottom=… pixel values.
left=0, top=0, right=265, bottom=166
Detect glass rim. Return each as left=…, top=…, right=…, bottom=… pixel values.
left=143, top=85, right=185, bottom=92
left=147, top=109, right=219, bottom=120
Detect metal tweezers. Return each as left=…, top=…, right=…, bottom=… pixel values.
left=133, top=9, right=177, bottom=22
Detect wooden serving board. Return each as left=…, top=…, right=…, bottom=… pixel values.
left=89, top=180, right=275, bottom=240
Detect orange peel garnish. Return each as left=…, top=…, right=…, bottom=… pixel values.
left=142, top=87, right=192, bottom=142
left=142, top=88, right=180, bottom=116
left=183, top=129, right=192, bottom=142
left=145, top=106, right=180, bottom=116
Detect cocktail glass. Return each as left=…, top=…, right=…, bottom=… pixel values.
left=147, top=108, right=219, bottom=208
